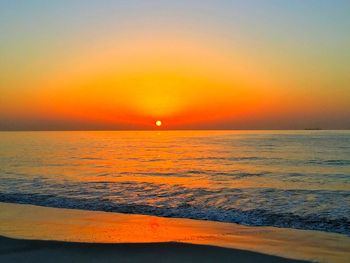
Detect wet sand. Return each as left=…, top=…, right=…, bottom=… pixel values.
left=1, top=202, right=349, bottom=263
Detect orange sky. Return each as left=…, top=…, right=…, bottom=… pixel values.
left=1, top=1, right=349, bottom=130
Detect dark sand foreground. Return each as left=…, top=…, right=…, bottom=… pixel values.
left=0, top=235, right=308, bottom=263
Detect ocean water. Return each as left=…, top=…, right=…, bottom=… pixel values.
left=0, top=131, right=349, bottom=235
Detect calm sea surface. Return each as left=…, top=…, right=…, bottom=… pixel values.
left=0, top=131, right=349, bottom=235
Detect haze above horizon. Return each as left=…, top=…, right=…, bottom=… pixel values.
left=1, top=0, right=349, bottom=130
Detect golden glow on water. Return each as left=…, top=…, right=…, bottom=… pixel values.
left=0, top=130, right=348, bottom=192
left=0, top=131, right=350, bottom=190
left=0, top=130, right=349, bottom=239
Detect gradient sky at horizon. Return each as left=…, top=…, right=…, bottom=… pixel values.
left=1, top=0, right=350, bottom=130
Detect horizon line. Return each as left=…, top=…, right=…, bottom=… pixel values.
left=1, top=129, right=349, bottom=132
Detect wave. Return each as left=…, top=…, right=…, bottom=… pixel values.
left=306, top=159, right=350, bottom=166
left=176, top=156, right=350, bottom=167
left=0, top=190, right=349, bottom=236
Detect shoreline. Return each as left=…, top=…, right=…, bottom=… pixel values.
left=1, top=202, right=350, bottom=263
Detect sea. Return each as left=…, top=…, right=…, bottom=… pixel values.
left=0, top=130, right=349, bottom=235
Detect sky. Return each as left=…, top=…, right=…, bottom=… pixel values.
left=1, top=0, right=349, bottom=130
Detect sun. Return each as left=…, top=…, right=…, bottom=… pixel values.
left=155, top=120, right=162, bottom=127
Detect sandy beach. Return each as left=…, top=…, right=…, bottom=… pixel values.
left=1, top=202, right=350, bottom=263
left=0, top=235, right=309, bottom=263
